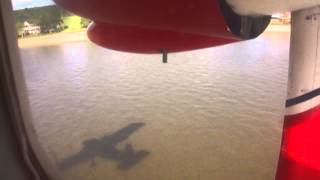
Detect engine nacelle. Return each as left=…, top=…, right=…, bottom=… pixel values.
left=54, top=0, right=271, bottom=53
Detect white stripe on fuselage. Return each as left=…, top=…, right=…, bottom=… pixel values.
left=286, top=96, right=320, bottom=115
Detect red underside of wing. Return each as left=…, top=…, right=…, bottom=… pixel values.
left=87, top=23, right=238, bottom=53
left=53, top=0, right=239, bottom=53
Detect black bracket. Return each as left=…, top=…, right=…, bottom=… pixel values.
left=160, top=49, right=168, bottom=63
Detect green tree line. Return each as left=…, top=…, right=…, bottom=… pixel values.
left=15, top=5, right=65, bottom=33
left=15, top=5, right=91, bottom=36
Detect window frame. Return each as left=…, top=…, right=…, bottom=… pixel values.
left=0, top=0, right=58, bottom=179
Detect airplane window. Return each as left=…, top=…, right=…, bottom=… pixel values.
left=10, top=0, right=290, bottom=179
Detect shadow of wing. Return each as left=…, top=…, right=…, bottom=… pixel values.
left=117, top=149, right=150, bottom=170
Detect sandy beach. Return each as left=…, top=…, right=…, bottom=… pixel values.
left=265, top=24, right=290, bottom=32
left=18, top=31, right=89, bottom=48
left=18, top=25, right=290, bottom=48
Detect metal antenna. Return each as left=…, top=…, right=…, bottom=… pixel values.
left=160, top=49, right=168, bottom=63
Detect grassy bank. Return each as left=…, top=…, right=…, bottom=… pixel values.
left=63, top=16, right=85, bottom=33
left=18, top=15, right=88, bottom=48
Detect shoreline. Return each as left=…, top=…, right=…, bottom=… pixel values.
left=18, top=25, right=290, bottom=48
left=18, top=31, right=89, bottom=48
left=265, top=24, right=290, bottom=32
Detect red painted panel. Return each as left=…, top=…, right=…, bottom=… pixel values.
left=276, top=105, right=320, bottom=180
left=87, top=22, right=238, bottom=53
left=54, top=0, right=232, bottom=38
left=53, top=0, right=243, bottom=53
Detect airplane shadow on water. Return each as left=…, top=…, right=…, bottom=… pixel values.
left=58, top=123, right=149, bottom=171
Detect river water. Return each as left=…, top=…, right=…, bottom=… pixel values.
left=20, top=31, right=289, bottom=180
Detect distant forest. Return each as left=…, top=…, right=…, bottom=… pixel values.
left=15, top=5, right=69, bottom=33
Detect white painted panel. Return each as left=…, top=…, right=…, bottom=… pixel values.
left=226, top=0, right=320, bottom=15
left=286, top=7, right=320, bottom=115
